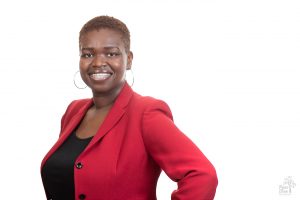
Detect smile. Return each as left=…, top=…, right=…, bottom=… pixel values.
left=90, top=73, right=112, bottom=81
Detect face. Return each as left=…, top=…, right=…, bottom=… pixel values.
left=79, top=29, right=133, bottom=96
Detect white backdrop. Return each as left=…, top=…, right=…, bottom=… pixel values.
left=0, top=0, right=299, bottom=199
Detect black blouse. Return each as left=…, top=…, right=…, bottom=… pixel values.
left=41, top=132, right=93, bottom=200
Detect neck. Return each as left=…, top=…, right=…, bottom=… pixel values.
left=92, top=82, right=125, bottom=109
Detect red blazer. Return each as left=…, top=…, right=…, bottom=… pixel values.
left=41, top=83, right=218, bottom=200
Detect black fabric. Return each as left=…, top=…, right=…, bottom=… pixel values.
left=41, top=132, right=93, bottom=200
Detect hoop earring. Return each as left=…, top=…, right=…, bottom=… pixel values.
left=126, top=68, right=135, bottom=87
left=73, top=70, right=87, bottom=89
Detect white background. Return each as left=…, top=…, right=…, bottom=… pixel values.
left=0, top=0, right=299, bottom=199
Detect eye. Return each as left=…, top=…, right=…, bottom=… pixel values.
left=81, top=53, right=93, bottom=58
left=107, top=52, right=120, bottom=57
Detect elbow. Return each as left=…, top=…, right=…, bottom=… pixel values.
left=200, top=157, right=218, bottom=189
left=206, top=166, right=218, bottom=189
left=201, top=164, right=218, bottom=198
left=177, top=165, right=218, bottom=199
left=194, top=163, right=218, bottom=196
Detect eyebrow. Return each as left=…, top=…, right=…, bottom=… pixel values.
left=80, top=46, right=120, bottom=51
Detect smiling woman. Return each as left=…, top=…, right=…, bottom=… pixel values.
left=79, top=29, right=132, bottom=99
left=40, top=15, right=218, bottom=200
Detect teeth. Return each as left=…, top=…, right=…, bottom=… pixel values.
left=90, top=73, right=111, bottom=80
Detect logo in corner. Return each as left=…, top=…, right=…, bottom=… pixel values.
left=279, top=176, right=296, bottom=195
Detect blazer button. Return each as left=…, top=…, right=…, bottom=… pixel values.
left=76, top=162, right=83, bottom=169
left=79, top=194, right=86, bottom=199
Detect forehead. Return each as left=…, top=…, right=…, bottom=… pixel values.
left=80, top=29, right=124, bottom=49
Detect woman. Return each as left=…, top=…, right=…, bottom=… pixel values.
left=41, top=15, right=218, bottom=200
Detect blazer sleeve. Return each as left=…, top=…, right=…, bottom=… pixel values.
left=142, top=99, right=218, bottom=200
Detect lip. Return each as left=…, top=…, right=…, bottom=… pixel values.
left=89, top=72, right=112, bottom=81
left=88, top=68, right=113, bottom=76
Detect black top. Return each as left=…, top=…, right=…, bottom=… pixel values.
left=41, top=132, right=93, bottom=200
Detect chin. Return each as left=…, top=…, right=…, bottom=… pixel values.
left=91, top=81, right=125, bottom=96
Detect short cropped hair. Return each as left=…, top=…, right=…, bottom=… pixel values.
left=79, top=16, right=131, bottom=52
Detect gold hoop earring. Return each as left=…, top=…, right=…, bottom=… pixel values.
left=73, top=70, right=87, bottom=89
left=126, top=68, right=134, bottom=87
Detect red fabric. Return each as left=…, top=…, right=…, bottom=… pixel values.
left=41, top=83, right=218, bottom=200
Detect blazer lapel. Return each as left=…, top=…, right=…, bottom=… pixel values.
left=41, top=83, right=133, bottom=167
left=41, top=99, right=93, bottom=168
left=82, top=82, right=133, bottom=153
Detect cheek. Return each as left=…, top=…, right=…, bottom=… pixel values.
left=116, top=56, right=128, bottom=69
left=115, top=61, right=127, bottom=75
left=79, top=60, right=90, bottom=81
left=79, top=59, right=91, bottom=71
left=79, top=59, right=86, bottom=67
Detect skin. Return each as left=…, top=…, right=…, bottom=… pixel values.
left=75, top=29, right=133, bottom=139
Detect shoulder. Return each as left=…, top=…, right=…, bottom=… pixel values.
left=59, top=98, right=92, bottom=132
left=65, top=98, right=91, bottom=113
left=61, top=98, right=91, bottom=121
left=130, top=93, right=173, bottom=120
left=67, top=98, right=91, bottom=109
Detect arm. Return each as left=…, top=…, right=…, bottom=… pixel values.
left=142, top=100, right=218, bottom=200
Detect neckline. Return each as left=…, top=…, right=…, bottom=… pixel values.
left=74, top=133, right=94, bottom=141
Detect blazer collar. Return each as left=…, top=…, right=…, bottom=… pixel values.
left=83, top=82, right=133, bottom=152
left=41, top=82, right=133, bottom=168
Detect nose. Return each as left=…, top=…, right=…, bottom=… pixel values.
left=92, top=54, right=107, bottom=68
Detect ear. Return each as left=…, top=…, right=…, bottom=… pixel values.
left=126, top=51, right=133, bottom=70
